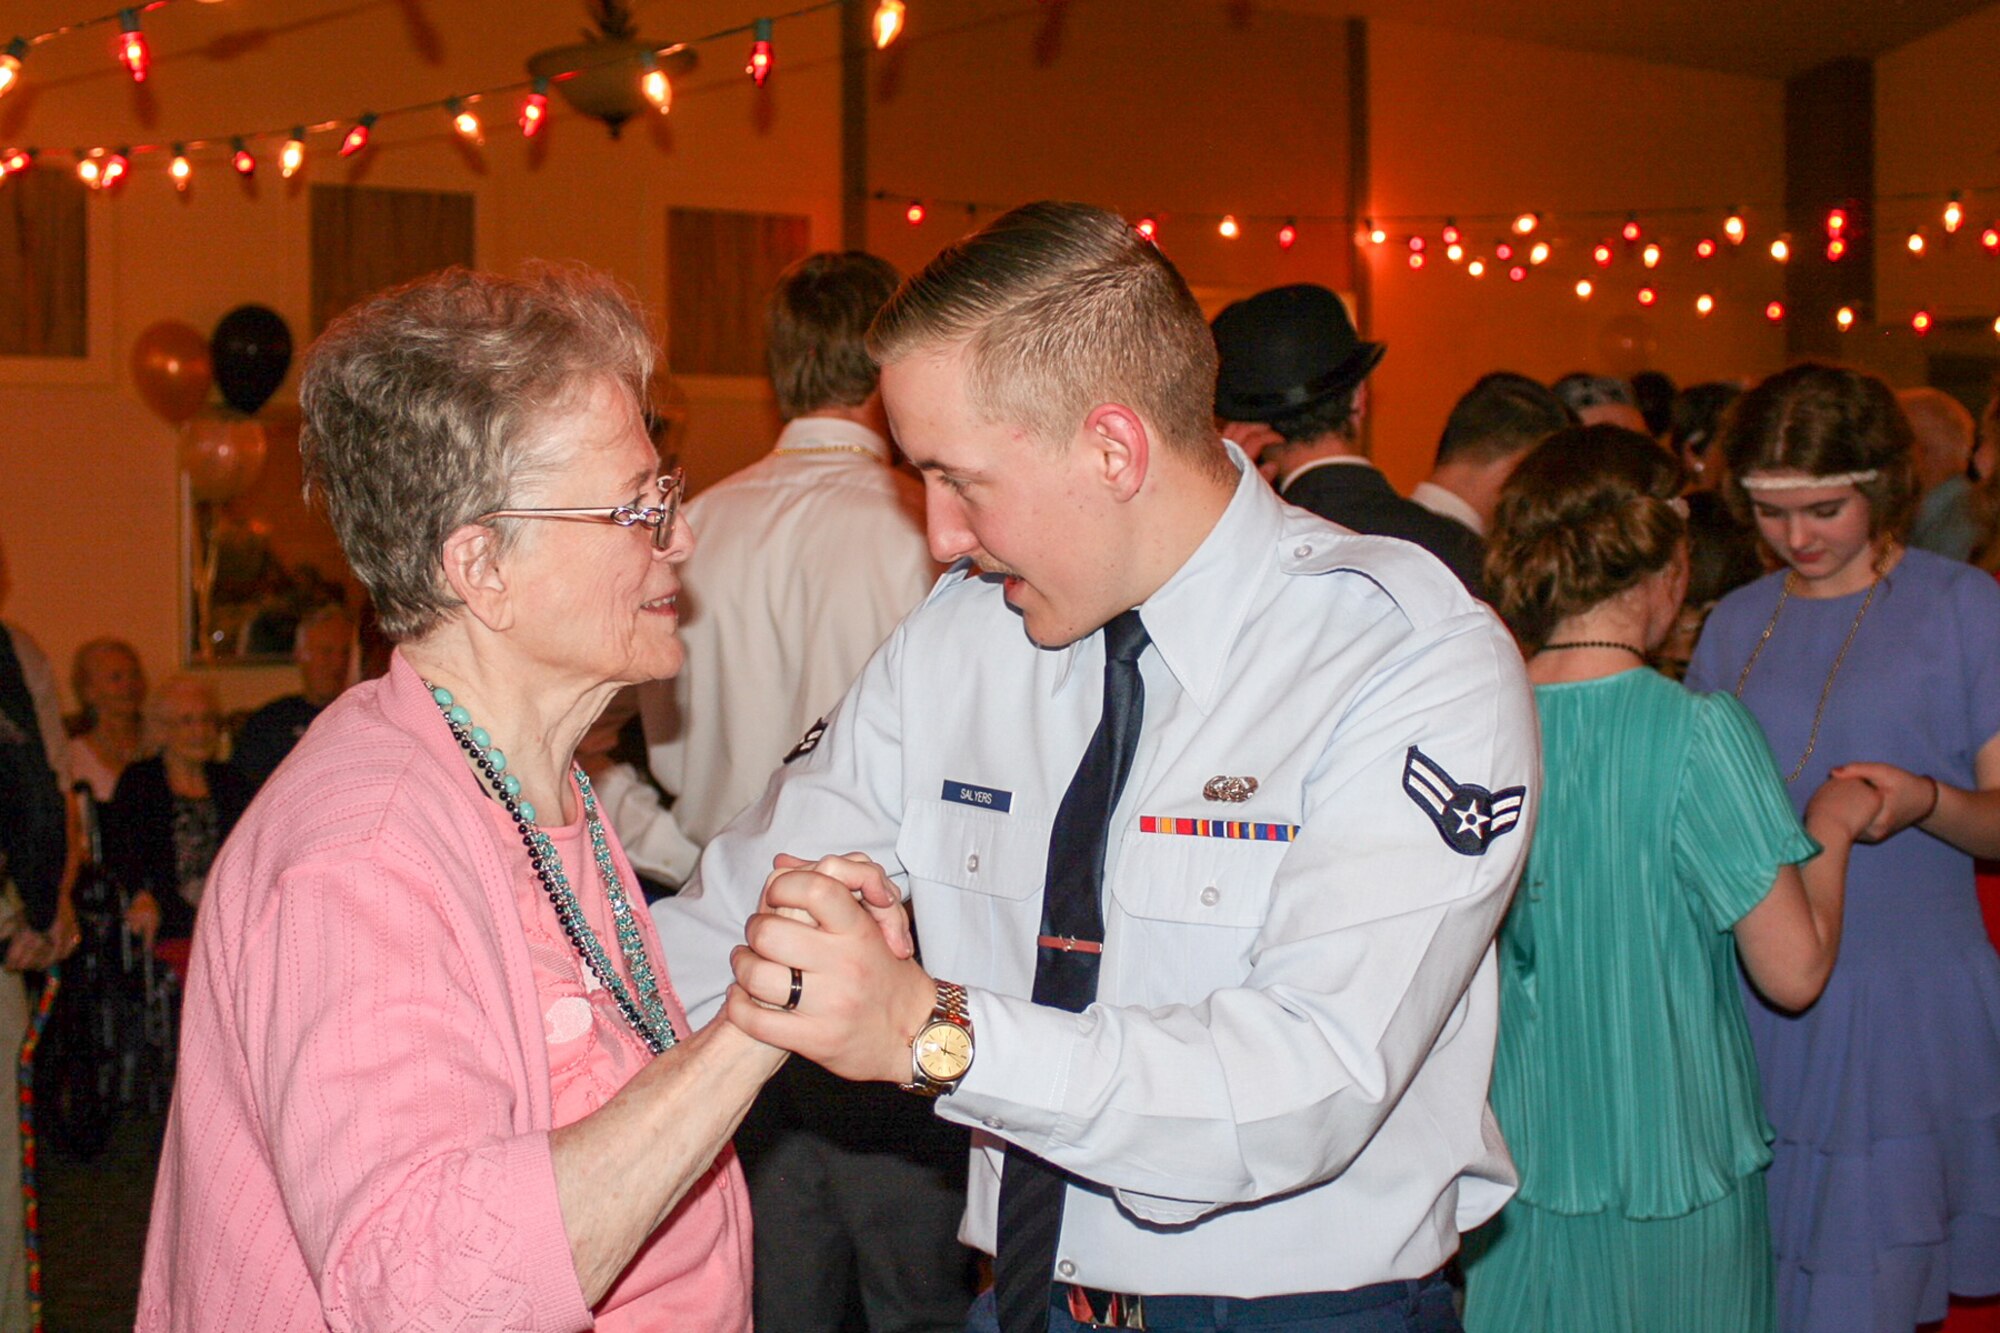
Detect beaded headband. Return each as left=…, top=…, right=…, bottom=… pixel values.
left=1738, top=470, right=1880, bottom=492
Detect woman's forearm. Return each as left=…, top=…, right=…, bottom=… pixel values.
left=1921, top=782, right=2000, bottom=860
left=549, top=1016, right=784, bottom=1307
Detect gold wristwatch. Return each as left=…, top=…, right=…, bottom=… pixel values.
left=902, top=981, right=974, bottom=1097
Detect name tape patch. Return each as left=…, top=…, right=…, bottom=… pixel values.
left=942, top=781, right=1012, bottom=813
left=1138, top=816, right=1299, bottom=842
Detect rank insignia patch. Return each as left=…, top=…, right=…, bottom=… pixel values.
left=1402, top=746, right=1525, bottom=856
left=783, top=717, right=828, bottom=765
left=1203, top=775, right=1259, bottom=803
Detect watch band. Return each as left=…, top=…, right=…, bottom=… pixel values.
left=901, top=980, right=973, bottom=1097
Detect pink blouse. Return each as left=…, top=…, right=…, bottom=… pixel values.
left=138, top=654, right=752, bottom=1331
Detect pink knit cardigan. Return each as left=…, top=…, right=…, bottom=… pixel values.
left=137, top=655, right=752, bottom=1331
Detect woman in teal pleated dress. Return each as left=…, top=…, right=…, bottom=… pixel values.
left=1461, top=425, right=1884, bottom=1332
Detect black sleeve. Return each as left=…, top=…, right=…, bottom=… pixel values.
left=229, top=705, right=292, bottom=792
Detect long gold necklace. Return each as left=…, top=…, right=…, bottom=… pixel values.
left=1733, top=567, right=1883, bottom=783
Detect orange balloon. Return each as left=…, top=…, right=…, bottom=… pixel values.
left=132, top=320, right=215, bottom=424
left=179, top=413, right=268, bottom=503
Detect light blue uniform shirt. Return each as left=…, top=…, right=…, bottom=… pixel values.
left=656, top=457, right=1541, bottom=1297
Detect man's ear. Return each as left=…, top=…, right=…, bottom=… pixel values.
left=439, top=522, right=516, bottom=633
left=1083, top=403, right=1151, bottom=503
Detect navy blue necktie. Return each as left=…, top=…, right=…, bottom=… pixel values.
left=993, top=608, right=1151, bottom=1333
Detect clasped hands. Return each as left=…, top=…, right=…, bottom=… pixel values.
left=724, top=853, right=941, bottom=1086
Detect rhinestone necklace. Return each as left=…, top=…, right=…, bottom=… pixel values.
left=1732, top=569, right=1882, bottom=784
left=426, top=681, right=677, bottom=1054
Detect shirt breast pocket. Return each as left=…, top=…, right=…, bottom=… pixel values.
left=897, top=798, right=1052, bottom=982
left=1108, top=832, right=1288, bottom=1004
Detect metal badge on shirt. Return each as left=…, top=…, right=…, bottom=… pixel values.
left=1402, top=746, right=1524, bottom=856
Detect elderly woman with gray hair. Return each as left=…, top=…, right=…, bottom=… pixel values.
left=138, top=266, right=890, bottom=1331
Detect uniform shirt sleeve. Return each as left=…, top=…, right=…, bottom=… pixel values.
left=228, top=836, right=591, bottom=1331
left=1672, top=692, right=1819, bottom=931
left=940, top=608, right=1539, bottom=1216
left=652, top=620, right=913, bottom=1028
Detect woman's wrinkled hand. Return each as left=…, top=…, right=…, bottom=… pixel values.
left=126, top=890, right=162, bottom=948
left=762, top=853, right=914, bottom=958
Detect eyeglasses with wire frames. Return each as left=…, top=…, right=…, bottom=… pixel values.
left=476, top=469, right=684, bottom=550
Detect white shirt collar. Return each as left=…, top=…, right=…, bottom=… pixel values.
left=771, top=415, right=893, bottom=462
left=1408, top=480, right=1485, bottom=536
left=1053, top=445, right=1280, bottom=715
left=1278, top=454, right=1375, bottom=491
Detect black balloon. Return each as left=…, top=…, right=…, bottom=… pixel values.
left=210, top=305, right=294, bottom=416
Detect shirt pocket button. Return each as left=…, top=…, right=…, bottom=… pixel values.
left=966, top=852, right=981, bottom=874
left=1199, top=886, right=1221, bottom=907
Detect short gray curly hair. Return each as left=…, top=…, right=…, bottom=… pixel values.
left=299, top=264, right=657, bottom=641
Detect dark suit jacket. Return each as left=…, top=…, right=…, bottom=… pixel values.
left=104, top=756, right=252, bottom=941
left=1280, top=461, right=1487, bottom=598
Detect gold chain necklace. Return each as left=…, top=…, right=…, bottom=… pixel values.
left=1733, top=569, right=1882, bottom=783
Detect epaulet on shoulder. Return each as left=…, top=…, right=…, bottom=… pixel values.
left=1276, top=517, right=1475, bottom=632
left=919, top=557, right=980, bottom=608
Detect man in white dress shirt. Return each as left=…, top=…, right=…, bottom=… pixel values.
left=643, top=251, right=937, bottom=846
left=663, top=204, right=1539, bottom=1333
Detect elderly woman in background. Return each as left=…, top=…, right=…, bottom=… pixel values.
left=105, top=676, right=250, bottom=951
left=139, top=266, right=879, bottom=1331
left=66, top=637, right=147, bottom=803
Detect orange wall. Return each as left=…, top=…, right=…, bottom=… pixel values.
left=0, top=0, right=842, bottom=710
left=865, top=0, right=1356, bottom=312
left=1872, top=3, right=2000, bottom=389
left=1365, top=20, right=1788, bottom=488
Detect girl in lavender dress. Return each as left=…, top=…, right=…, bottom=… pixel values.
left=1686, top=363, right=2000, bottom=1332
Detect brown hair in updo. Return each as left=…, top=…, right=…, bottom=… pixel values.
left=1487, top=424, right=1687, bottom=650
left=1718, top=361, right=1918, bottom=541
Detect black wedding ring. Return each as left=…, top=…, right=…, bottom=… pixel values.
left=783, top=967, right=803, bottom=1012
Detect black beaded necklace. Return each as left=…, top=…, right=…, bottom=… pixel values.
left=427, top=680, right=677, bottom=1055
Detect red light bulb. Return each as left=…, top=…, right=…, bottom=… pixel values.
left=1765, top=301, right=1785, bottom=323
left=1912, top=309, right=1934, bottom=335
left=1495, top=242, right=1514, bottom=261
left=1594, top=243, right=1614, bottom=268
left=232, top=140, right=255, bottom=176
left=1441, top=222, right=1461, bottom=245
left=1637, top=286, right=1657, bottom=306
left=1135, top=217, right=1157, bottom=242
left=521, top=82, right=550, bottom=137
left=1622, top=217, right=1642, bottom=243
left=747, top=19, right=775, bottom=87
left=1277, top=221, right=1297, bottom=251
left=339, top=114, right=377, bottom=159
left=115, top=10, right=148, bottom=83
left=1826, top=207, right=1848, bottom=236
left=1695, top=238, right=1716, bottom=259
left=904, top=200, right=926, bottom=226
left=1507, top=265, right=1527, bottom=282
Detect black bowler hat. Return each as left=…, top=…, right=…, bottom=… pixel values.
left=1210, top=284, right=1385, bottom=423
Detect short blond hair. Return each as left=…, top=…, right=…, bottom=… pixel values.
left=867, top=202, right=1224, bottom=466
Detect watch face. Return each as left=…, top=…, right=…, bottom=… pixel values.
left=915, top=1019, right=972, bottom=1081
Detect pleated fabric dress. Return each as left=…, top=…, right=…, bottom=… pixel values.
left=1463, top=669, right=1817, bottom=1333
left=1686, top=549, right=2000, bottom=1333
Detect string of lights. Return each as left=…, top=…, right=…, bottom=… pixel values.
left=0, top=0, right=191, bottom=98
left=0, top=0, right=913, bottom=185
left=872, top=189, right=2000, bottom=336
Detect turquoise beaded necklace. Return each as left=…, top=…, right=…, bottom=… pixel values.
left=427, top=681, right=678, bottom=1055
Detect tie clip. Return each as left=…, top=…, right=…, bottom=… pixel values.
left=1037, top=935, right=1103, bottom=954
